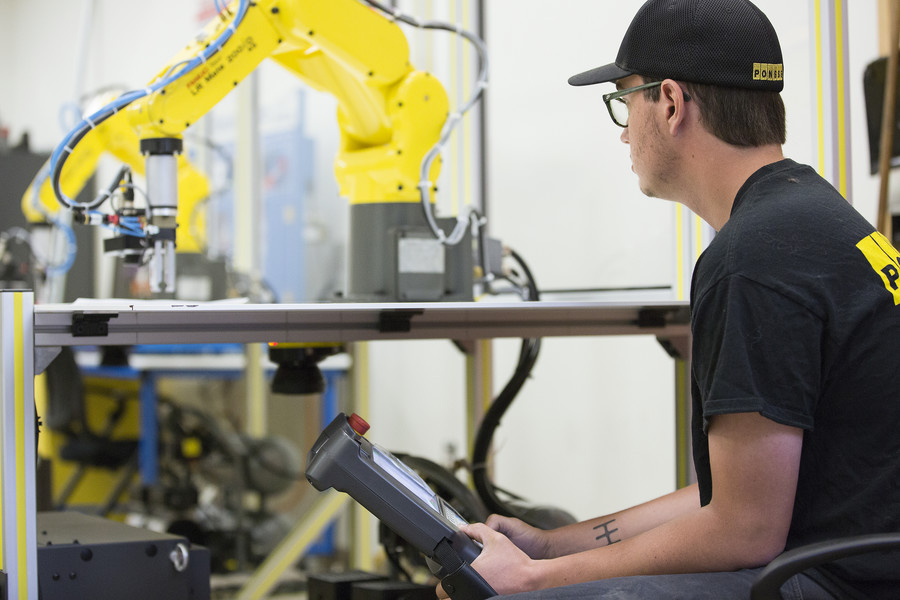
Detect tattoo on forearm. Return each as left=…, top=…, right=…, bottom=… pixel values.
left=593, top=519, right=621, bottom=546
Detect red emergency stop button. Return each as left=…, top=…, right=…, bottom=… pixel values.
left=348, top=413, right=370, bottom=435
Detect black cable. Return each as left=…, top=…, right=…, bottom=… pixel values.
left=470, top=248, right=542, bottom=518
left=508, top=248, right=538, bottom=300
left=471, top=337, right=540, bottom=517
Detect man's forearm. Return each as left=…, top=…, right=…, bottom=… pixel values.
left=536, top=490, right=788, bottom=589
left=547, top=484, right=700, bottom=557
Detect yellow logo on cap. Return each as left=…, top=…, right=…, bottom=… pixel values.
left=753, top=63, right=784, bottom=82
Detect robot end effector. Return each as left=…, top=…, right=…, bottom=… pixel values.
left=140, top=137, right=182, bottom=295
left=68, top=138, right=182, bottom=296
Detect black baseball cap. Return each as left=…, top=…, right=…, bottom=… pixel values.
left=568, top=0, right=784, bottom=92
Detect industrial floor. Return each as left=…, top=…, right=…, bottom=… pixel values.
left=209, top=565, right=438, bottom=600
left=210, top=570, right=307, bottom=599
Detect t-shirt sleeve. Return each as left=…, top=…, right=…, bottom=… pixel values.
left=691, top=274, right=824, bottom=432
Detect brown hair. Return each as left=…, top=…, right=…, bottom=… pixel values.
left=644, top=78, right=786, bottom=147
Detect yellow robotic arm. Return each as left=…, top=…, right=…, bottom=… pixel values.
left=126, top=0, right=447, bottom=204
left=46, top=0, right=482, bottom=299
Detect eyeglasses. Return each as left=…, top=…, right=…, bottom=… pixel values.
left=602, top=81, right=663, bottom=128
left=602, top=81, right=691, bottom=128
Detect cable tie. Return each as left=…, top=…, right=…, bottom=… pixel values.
left=63, top=145, right=75, bottom=155
left=85, top=116, right=97, bottom=129
left=143, top=87, right=153, bottom=97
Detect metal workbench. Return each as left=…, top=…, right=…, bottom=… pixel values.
left=1, top=291, right=691, bottom=599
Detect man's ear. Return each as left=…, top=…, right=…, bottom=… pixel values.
left=660, top=79, right=689, bottom=135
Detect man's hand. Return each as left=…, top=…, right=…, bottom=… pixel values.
left=484, top=514, right=554, bottom=559
left=435, top=523, right=541, bottom=598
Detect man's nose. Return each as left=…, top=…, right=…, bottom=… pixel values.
left=620, top=126, right=629, bottom=144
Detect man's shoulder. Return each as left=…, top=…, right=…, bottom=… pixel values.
left=728, top=161, right=870, bottom=248
left=740, top=160, right=845, bottom=213
left=695, top=166, right=876, bottom=305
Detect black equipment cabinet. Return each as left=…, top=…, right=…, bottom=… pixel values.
left=37, top=511, right=209, bottom=600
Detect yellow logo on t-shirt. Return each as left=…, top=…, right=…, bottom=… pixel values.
left=856, top=231, right=900, bottom=305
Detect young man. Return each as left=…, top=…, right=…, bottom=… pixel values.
left=441, top=1, right=900, bottom=598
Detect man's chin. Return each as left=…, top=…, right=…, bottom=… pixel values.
left=637, top=180, right=656, bottom=198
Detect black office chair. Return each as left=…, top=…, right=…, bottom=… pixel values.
left=750, top=532, right=900, bottom=600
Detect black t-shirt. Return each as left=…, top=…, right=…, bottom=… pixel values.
left=690, top=159, right=900, bottom=597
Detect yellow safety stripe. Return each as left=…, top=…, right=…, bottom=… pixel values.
left=815, top=0, right=826, bottom=178
left=449, top=0, right=460, bottom=216
left=695, top=215, right=704, bottom=261
left=814, top=0, right=850, bottom=198
left=462, top=0, right=473, bottom=213
left=834, top=0, right=848, bottom=198
left=14, top=293, right=27, bottom=595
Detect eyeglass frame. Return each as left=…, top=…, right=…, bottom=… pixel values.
left=602, top=80, right=691, bottom=128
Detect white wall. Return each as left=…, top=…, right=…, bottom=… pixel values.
left=0, top=0, right=885, bottom=526
left=0, top=0, right=201, bottom=150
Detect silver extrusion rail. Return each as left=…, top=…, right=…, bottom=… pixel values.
left=33, top=300, right=691, bottom=347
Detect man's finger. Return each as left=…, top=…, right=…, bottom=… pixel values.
left=462, top=522, right=494, bottom=544
left=484, top=514, right=507, bottom=530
